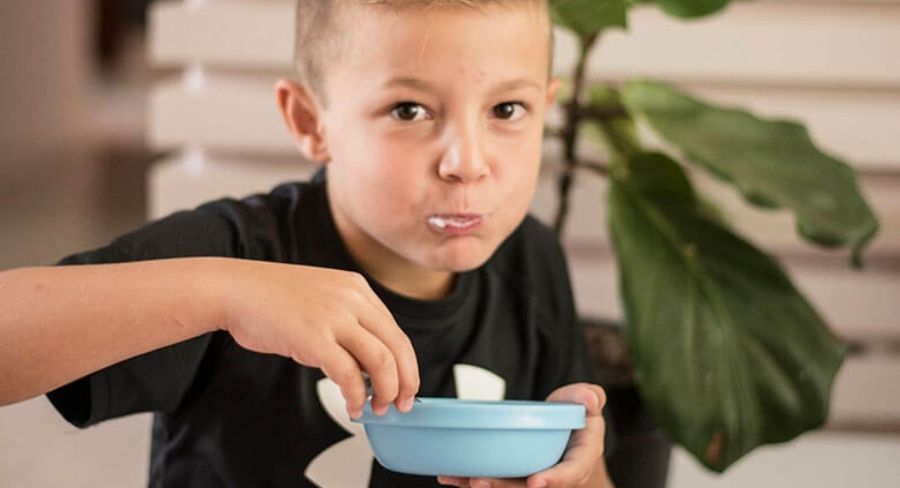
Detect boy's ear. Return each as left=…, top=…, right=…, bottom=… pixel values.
left=275, top=79, right=331, bottom=164
left=546, top=77, right=562, bottom=106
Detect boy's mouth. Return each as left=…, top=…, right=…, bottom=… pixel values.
left=427, top=214, right=486, bottom=236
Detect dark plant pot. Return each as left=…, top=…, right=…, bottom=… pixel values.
left=582, top=317, right=672, bottom=488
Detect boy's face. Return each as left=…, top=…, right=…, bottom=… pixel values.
left=281, top=2, right=557, bottom=291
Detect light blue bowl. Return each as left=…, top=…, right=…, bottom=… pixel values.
left=351, top=398, right=585, bottom=478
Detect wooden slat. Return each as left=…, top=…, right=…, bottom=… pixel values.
left=148, top=72, right=900, bottom=171
left=148, top=75, right=294, bottom=153
left=576, top=1, right=900, bottom=87
left=829, top=354, right=900, bottom=427
left=149, top=0, right=293, bottom=70
left=148, top=154, right=313, bottom=219
left=668, top=430, right=900, bottom=487
left=149, top=0, right=900, bottom=87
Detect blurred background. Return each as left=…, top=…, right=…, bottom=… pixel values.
left=0, top=0, right=898, bottom=487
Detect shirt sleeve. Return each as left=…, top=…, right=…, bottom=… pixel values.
left=46, top=207, right=242, bottom=427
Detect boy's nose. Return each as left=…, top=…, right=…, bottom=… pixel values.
left=437, top=126, right=490, bottom=183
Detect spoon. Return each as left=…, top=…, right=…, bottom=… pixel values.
left=362, top=372, right=422, bottom=407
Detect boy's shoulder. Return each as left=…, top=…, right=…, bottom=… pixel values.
left=197, top=179, right=316, bottom=217
left=189, top=179, right=324, bottom=261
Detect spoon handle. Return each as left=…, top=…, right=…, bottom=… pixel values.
left=361, top=372, right=421, bottom=403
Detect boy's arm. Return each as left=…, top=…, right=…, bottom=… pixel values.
left=0, top=258, right=224, bottom=406
left=0, top=257, right=420, bottom=418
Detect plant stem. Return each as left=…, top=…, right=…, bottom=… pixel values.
left=554, top=33, right=598, bottom=236
left=579, top=160, right=611, bottom=177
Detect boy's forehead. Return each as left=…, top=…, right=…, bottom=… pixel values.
left=333, top=1, right=552, bottom=87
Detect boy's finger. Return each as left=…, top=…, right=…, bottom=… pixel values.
left=318, top=345, right=366, bottom=418
left=436, top=476, right=467, bottom=486
left=436, top=476, right=532, bottom=487
left=348, top=274, right=420, bottom=409
left=437, top=476, right=528, bottom=488
left=530, top=413, right=605, bottom=487
left=471, top=478, right=528, bottom=487
left=530, top=443, right=593, bottom=487
left=545, top=383, right=606, bottom=416
left=354, top=295, right=420, bottom=410
left=336, top=325, right=399, bottom=414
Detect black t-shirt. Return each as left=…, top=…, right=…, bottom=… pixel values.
left=47, top=174, right=598, bottom=488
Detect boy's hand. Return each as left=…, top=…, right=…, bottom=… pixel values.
left=221, top=261, right=419, bottom=419
left=438, top=383, right=612, bottom=488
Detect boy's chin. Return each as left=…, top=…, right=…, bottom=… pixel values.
left=427, top=244, right=496, bottom=273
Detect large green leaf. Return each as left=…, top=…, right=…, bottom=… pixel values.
left=608, top=151, right=847, bottom=472
left=621, top=80, right=879, bottom=265
left=551, top=0, right=629, bottom=40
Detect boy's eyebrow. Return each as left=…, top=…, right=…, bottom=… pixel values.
left=490, top=79, right=543, bottom=93
left=381, top=76, right=543, bottom=94
left=382, top=77, right=436, bottom=92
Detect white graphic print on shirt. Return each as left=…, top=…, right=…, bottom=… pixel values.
left=304, top=364, right=506, bottom=487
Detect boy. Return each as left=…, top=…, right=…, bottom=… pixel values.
left=0, top=0, right=612, bottom=486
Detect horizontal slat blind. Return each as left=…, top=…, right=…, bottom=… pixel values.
left=148, top=0, right=900, bottom=347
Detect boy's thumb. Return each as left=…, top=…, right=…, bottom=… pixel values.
left=546, top=383, right=606, bottom=414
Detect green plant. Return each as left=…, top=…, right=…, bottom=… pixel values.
left=548, top=0, right=880, bottom=473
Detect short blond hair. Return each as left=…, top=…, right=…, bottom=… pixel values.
left=293, top=0, right=550, bottom=105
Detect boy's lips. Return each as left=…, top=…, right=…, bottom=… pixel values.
left=427, top=214, right=486, bottom=236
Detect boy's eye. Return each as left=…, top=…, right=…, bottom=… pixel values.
left=391, top=102, right=429, bottom=122
left=492, top=102, right=527, bottom=121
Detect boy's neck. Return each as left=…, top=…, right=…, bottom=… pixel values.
left=342, top=233, right=456, bottom=300
left=361, top=256, right=456, bottom=301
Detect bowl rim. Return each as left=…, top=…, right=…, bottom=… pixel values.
left=352, top=397, right=585, bottom=430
